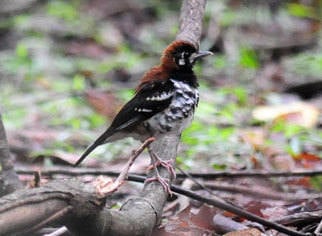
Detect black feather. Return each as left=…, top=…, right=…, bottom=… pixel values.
left=74, top=79, right=175, bottom=166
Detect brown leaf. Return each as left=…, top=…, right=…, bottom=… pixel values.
left=85, top=89, right=122, bottom=118
left=271, top=154, right=296, bottom=171
left=286, top=177, right=311, bottom=188
left=190, top=205, right=217, bottom=230
left=223, top=228, right=263, bottom=236
left=65, top=39, right=110, bottom=59
left=295, top=152, right=322, bottom=169
left=240, top=129, right=266, bottom=151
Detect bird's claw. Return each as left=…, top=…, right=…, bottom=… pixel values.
left=147, top=159, right=176, bottom=179
left=145, top=175, right=172, bottom=195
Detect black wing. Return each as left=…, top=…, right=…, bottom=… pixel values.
left=109, top=79, right=175, bottom=132
left=74, top=79, right=175, bottom=166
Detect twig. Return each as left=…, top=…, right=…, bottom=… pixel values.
left=276, top=210, right=322, bottom=226
left=202, top=182, right=322, bottom=201
left=184, top=170, right=322, bottom=179
left=116, top=137, right=154, bottom=186
left=314, top=218, right=322, bottom=236
left=16, top=167, right=322, bottom=179
left=176, top=167, right=322, bottom=202
left=95, top=137, right=155, bottom=197
left=171, top=185, right=307, bottom=236
left=44, top=226, right=69, bottom=236
left=22, top=206, right=73, bottom=235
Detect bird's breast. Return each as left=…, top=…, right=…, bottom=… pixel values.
left=144, top=79, right=199, bottom=135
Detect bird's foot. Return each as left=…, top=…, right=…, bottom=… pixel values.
left=145, top=173, right=172, bottom=195
left=147, top=158, right=176, bottom=179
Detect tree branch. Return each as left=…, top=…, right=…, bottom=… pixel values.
left=176, top=0, right=207, bottom=48
left=0, top=113, right=22, bottom=197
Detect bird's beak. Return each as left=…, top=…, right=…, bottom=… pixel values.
left=190, top=50, right=213, bottom=64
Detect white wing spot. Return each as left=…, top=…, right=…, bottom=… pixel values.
left=140, top=108, right=152, bottom=112
left=135, top=107, right=152, bottom=112
left=146, top=91, right=173, bottom=101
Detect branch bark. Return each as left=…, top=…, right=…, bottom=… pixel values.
left=0, top=113, right=22, bottom=197
left=176, top=0, right=207, bottom=48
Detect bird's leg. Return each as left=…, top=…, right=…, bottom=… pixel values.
left=145, top=153, right=172, bottom=194
left=147, top=147, right=176, bottom=179
left=145, top=146, right=175, bottom=195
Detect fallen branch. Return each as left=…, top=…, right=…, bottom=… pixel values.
left=276, top=210, right=322, bottom=226
left=0, top=179, right=102, bottom=236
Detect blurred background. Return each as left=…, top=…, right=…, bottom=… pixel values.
left=0, top=0, right=321, bottom=172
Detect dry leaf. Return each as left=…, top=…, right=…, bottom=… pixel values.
left=223, top=228, right=263, bottom=236
left=252, top=102, right=319, bottom=128
left=85, top=89, right=121, bottom=118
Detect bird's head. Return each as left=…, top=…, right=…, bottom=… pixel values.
left=161, top=40, right=213, bottom=70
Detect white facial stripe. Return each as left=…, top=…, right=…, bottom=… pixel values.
left=178, top=58, right=185, bottom=65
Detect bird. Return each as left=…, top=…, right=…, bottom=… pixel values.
left=74, top=40, right=212, bottom=191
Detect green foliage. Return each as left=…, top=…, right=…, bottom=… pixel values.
left=212, top=54, right=228, bottom=70
left=182, top=120, right=235, bottom=155
left=271, top=121, right=305, bottom=139
left=2, top=42, right=32, bottom=77
left=97, top=44, right=145, bottom=74
left=286, top=3, right=316, bottom=18
left=221, top=86, right=248, bottom=106
left=2, top=107, right=28, bottom=129
left=239, top=47, right=259, bottom=69
left=270, top=120, right=322, bottom=157
left=286, top=136, right=302, bottom=156
left=310, top=176, right=322, bottom=191
left=72, top=74, right=86, bottom=91
left=47, top=0, right=79, bottom=22
left=212, top=163, right=227, bottom=170
left=118, top=89, right=134, bottom=101
left=286, top=53, right=322, bottom=78
left=219, top=10, right=236, bottom=27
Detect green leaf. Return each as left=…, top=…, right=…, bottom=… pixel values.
left=212, top=163, right=227, bottom=170
left=239, top=47, right=259, bottom=69
left=72, top=74, right=86, bottom=91
left=15, top=43, right=29, bottom=59
left=287, top=3, right=315, bottom=18
left=47, top=0, right=79, bottom=21
left=310, top=176, right=322, bottom=191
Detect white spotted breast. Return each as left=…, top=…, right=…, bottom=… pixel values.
left=144, top=79, right=199, bottom=135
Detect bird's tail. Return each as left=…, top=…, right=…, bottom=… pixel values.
left=74, top=128, right=113, bottom=166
